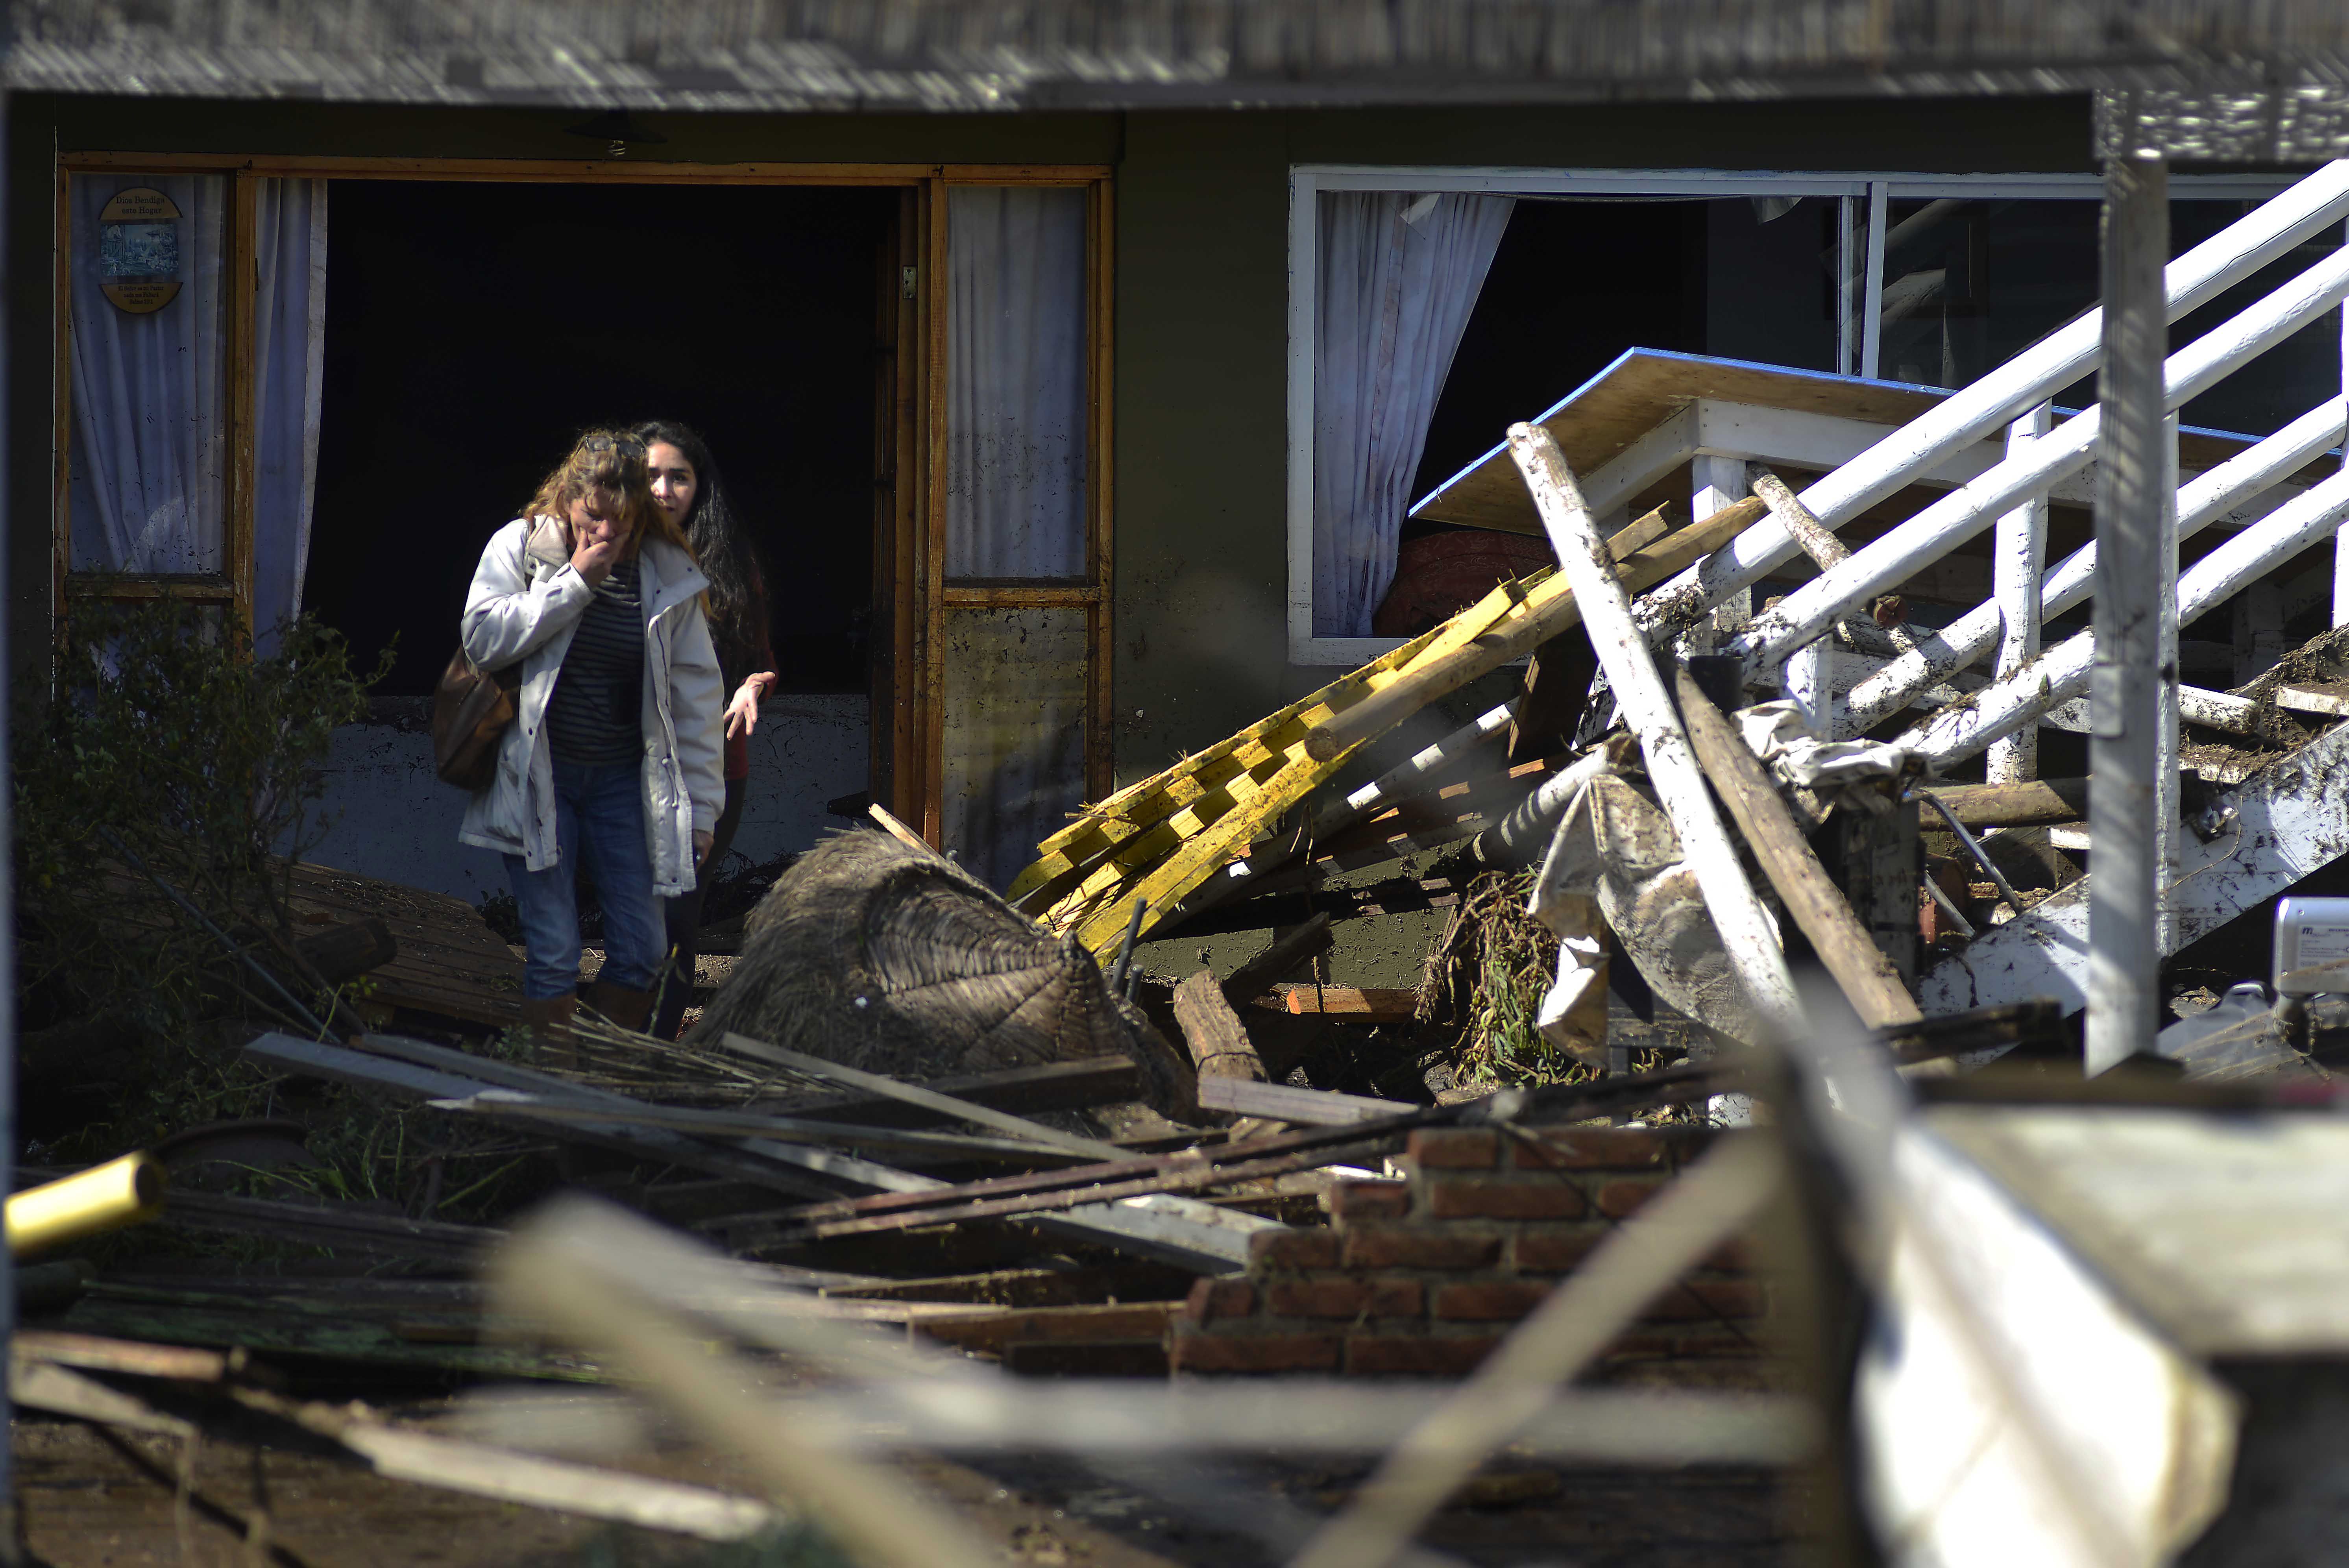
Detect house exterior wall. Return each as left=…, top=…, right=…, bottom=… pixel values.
left=6, top=93, right=2098, bottom=941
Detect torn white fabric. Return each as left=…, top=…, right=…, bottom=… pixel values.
left=1529, top=884, right=1610, bottom=1067
left=1531, top=771, right=1772, bottom=1046
left=1737, top=700, right=1909, bottom=788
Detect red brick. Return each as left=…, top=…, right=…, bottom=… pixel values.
left=1407, top=1128, right=1502, bottom=1169
left=1331, top=1180, right=1412, bottom=1222
left=1512, top=1229, right=1604, bottom=1274
left=1636, top=1279, right=1768, bottom=1322
left=1433, top=1280, right=1553, bottom=1322
left=1344, top=1226, right=1502, bottom=1271
left=1249, top=1228, right=1340, bottom=1268
left=1184, top=1278, right=1256, bottom=1324
left=1268, top=1278, right=1425, bottom=1319
left=1512, top=1128, right=1672, bottom=1172
left=1170, top=1332, right=1342, bottom=1375
left=1346, top=1334, right=1504, bottom=1376
left=1426, top=1177, right=1586, bottom=1221
left=1595, top=1178, right=1667, bottom=1218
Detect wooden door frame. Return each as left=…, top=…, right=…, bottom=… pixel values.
left=54, top=150, right=1117, bottom=849
left=915, top=173, right=1118, bottom=845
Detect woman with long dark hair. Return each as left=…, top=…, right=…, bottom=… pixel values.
left=632, top=420, right=779, bottom=1038
left=458, top=429, right=725, bottom=1053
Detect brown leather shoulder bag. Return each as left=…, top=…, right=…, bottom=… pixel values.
left=431, top=650, right=521, bottom=791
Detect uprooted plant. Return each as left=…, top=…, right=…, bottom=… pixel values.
left=15, top=595, right=391, bottom=1052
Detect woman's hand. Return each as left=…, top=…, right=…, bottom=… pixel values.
left=694, top=830, right=715, bottom=867
left=723, top=673, right=775, bottom=741
left=570, top=529, right=622, bottom=586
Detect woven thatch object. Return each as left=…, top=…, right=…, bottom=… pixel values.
left=687, top=830, right=1194, bottom=1109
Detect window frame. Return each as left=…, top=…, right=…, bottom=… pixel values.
left=1285, top=164, right=2310, bottom=667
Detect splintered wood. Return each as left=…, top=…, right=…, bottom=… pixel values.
left=1007, top=497, right=1767, bottom=962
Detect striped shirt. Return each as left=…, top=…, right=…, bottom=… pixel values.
left=545, top=556, right=645, bottom=766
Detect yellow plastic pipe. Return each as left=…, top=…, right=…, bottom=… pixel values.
left=7, top=1154, right=165, bottom=1256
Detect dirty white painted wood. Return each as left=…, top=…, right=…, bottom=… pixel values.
left=1858, top=1119, right=2238, bottom=1568
left=1840, top=398, right=2347, bottom=735
left=1898, top=467, right=2349, bottom=765
left=1681, top=454, right=1749, bottom=656
left=1934, top=1103, right=2349, bottom=1356
left=1194, top=1076, right=1414, bottom=1124
left=2275, top=682, right=2349, bottom=717
left=1509, top=424, right=1798, bottom=1030
left=1920, top=718, right=2349, bottom=1017
left=1989, top=402, right=2053, bottom=784
left=1639, top=161, right=2349, bottom=642
left=1732, top=241, right=2349, bottom=675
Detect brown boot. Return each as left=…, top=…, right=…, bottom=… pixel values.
left=580, top=979, right=654, bottom=1034
left=517, top=993, right=578, bottom=1068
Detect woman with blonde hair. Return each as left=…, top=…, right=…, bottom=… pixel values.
left=457, top=429, right=725, bottom=1048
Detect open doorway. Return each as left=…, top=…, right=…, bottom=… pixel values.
left=305, top=179, right=896, bottom=700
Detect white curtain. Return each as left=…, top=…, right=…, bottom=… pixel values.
left=946, top=185, right=1089, bottom=579
left=67, top=174, right=327, bottom=659
left=1313, top=191, right=1516, bottom=637
left=251, top=179, right=329, bottom=656
left=68, top=173, right=231, bottom=578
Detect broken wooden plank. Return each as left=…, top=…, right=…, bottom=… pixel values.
left=432, top=1091, right=1103, bottom=1168
left=821, top=1261, right=1198, bottom=1309
left=909, top=1301, right=1182, bottom=1359
left=1674, top=668, right=1923, bottom=1032
left=1922, top=717, right=2349, bottom=1021
left=1172, top=971, right=1269, bottom=1085
left=1509, top=422, right=1797, bottom=1030
left=2274, top=682, right=2349, bottom=718
left=14, top=1329, right=231, bottom=1382
left=1926, top=777, right=2093, bottom=827
left=1508, top=634, right=1599, bottom=766
left=713, top=1032, right=1126, bottom=1161
left=1268, top=986, right=1420, bottom=1020
left=758, top=1056, right=1144, bottom=1127
left=1194, top=1077, right=1418, bottom=1125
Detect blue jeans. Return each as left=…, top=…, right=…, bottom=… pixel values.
left=505, top=758, right=666, bottom=1000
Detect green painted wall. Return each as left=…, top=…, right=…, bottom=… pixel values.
left=7, top=90, right=2100, bottom=982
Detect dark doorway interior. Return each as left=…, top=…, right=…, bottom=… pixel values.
left=307, top=179, right=894, bottom=696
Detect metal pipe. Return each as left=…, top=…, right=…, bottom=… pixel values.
left=1507, top=424, right=1799, bottom=1033
left=2087, top=151, right=2170, bottom=1074
left=1634, top=159, right=2349, bottom=638
left=1732, top=238, right=2349, bottom=674
left=1915, top=790, right=2031, bottom=916
left=1840, top=397, right=2347, bottom=733
left=1900, top=466, right=2349, bottom=763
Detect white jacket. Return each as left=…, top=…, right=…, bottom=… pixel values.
left=456, top=515, right=725, bottom=899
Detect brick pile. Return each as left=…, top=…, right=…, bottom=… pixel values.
left=1170, top=1124, right=1773, bottom=1381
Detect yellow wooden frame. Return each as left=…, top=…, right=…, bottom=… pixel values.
left=55, top=151, right=1116, bottom=850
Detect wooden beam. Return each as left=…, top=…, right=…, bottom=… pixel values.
left=714, top=1032, right=1125, bottom=1161
left=1674, top=669, right=1922, bottom=1031
left=1507, top=634, right=1598, bottom=766
left=1172, top=971, right=1269, bottom=1085
left=909, top=1301, right=1181, bottom=1359
left=1267, top=986, right=1420, bottom=1020
left=1195, top=1077, right=1416, bottom=1125
left=1924, top=777, right=2093, bottom=827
